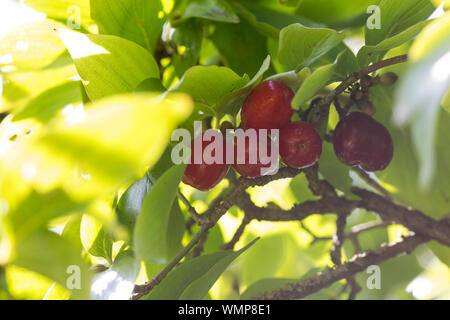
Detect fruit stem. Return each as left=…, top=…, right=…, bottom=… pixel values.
left=323, top=54, right=408, bottom=108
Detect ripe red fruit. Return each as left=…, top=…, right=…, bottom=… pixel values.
left=332, top=112, right=393, bottom=172
left=182, top=133, right=230, bottom=191
left=232, top=132, right=274, bottom=179
left=241, top=80, right=294, bottom=130
left=279, top=122, right=322, bottom=168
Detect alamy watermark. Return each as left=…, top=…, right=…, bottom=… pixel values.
left=366, top=265, right=381, bottom=289
left=66, top=265, right=81, bottom=290
left=170, top=121, right=280, bottom=176
left=67, top=5, right=81, bottom=30
left=367, top=5, right=381, bottom=30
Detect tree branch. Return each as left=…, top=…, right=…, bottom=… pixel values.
left=352, top=187, right=450, bottom=247
left=198, top=167, right=303, bottom=227
left=254, top=233, right=427, bottom=300
left=351, top=167, right=391, bottom=199
left=222, top=216, right=252, bottom=250
left=132, top=226, right=209, bottom=300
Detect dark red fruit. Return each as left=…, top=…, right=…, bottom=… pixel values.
left=279, top=122, right=322, bottom=168
left=332, top=112, right=393, bottom=172
left=182, top=132, right=230, bottom=191
left=232, top=132, right=274, bottom=179
left=241, top=80, right=294, bottom=130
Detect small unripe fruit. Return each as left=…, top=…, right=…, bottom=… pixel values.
left=279, top=122, right=322, bottom=168
left=332, top=112, right=393, bottom=172
left=379, top=72, right=398, bottom=86
left=241, top=80, right=294, bottom=130
left=182, top=133, right=230, bottom=191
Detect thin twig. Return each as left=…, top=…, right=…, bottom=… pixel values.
left=352, top=167, right=392, bottom=199
left=190, top=229, right=210, bottom=258
left=132, top=226, right=209, bottom=299
left=222, top=216, right=252, bottom=250
left=312, top=55, right=408, bottom=127
left=178, top=190, right=203, bottom=224
left=353, top=187, right=450, bottom=247
left=331, top=212, right=348, bottom=265
left=323, top=55, right=408, bottom=107
left=299, top=221, right=332, bottom=244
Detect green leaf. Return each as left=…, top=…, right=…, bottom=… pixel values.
left=0, top=50, right=77, bottom=112
left=426, top=242, right=450, bottom=267
left=34, top=93, right=192, bottom=193
left=211, top=19, right=271, bottom=76
left=59, top=30, right=159, bottom=101
left=80, top=215, right=113, bottom=262
left=292, top=64, right=335, bottom=110
left=172, top=65, right=249, bottom=108
left=91, top=250, right=141, bottom=300
left=90, top=0, right=165, bottom=53
left=393, top=14, right=450, bottom=188
left=12, top=81, right=83, bottom=123
left=24, top=0, right=93, bottom=26
left=235, top=1, right=322, bottom=39
left=215, top=55, right=271, bottom=116
left=144, top=238, right=258, bottom=300
left=335, top=48, right=359, bottom=79
left=240, top=234, right=287, bottom=286
left=202, top=224, right=225, bottom=254
left=289, top=173, right=318, bottom=203
left=134, top=78, right=166, bottom=93
left=265, top=67, right=311, bottom=92
left=117, top=175, right=152, bottom=232
left=0, top=20, right=67, bottom=71
left=240, top=278, right=296, bottom=299
left=364, top=0, right=435, bottom=46
left=61, top=215, right=83, bottom=252
left=278, top=24, right=344, bottom=71
left=177, top=0, right=240, bottom=23
left=171, top=21, right=203, bottom=78
left=318, top=142, right=353, bottom=194
left=295, top=0, right=377, bottom=26
left=7, top=190, right=86, bottom=241
left=408, top=12, right=450, bottom=59
left=134, top=165, right=186, bottom=264
left=358, top=20, right=430, bottom=67
left=12, top=230, right=91, bottom=299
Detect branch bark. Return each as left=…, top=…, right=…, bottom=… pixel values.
left=352, top=187, right=450, bottom=247
left=254, top=233, right=427, bottom=300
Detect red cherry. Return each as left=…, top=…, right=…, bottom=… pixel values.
left=241, top=80, right=294, bottom=130
left=182, top=132, right=230, bottom=191
left=279, top=122, right=322, bottom=168
left=332, top=112, right=393, bottom=172
left=232, top=132, right=274, bottom=179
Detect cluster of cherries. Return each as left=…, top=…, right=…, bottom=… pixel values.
left=182, top=80, right=393, bottom=191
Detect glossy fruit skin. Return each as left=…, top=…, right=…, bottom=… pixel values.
left=182, top=133, right=230, bottom=191
left=332, top=112, right=393, bottom=172
left=241, top=80, right=294, bottom=130
left=232, top=133, right=273, bottom=179
left=279, top=122, right=322, bottom=168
